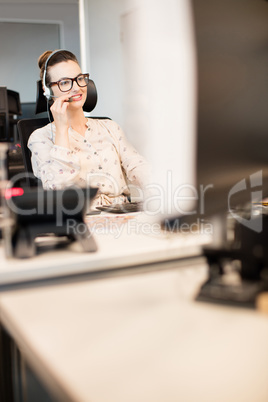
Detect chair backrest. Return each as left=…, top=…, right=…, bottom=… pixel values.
left=35, top=79, right=98, bottom=115
left=17, top=117, right=49, bottom=186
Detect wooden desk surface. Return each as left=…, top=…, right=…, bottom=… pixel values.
left=1, top=264, right=268, bottom=402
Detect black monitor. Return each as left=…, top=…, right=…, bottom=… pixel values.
left=162, top=0, right=268, bottom=225
left=192, top=0, right=268, bottom=221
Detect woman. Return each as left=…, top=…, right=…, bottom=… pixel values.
left=28, top=49, right=151, bottom=207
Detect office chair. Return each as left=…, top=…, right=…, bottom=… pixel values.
left=17, top=78, right=110, bottom=187
left=17, top=117, right=49, bottom=186
left=0, top=87, right=22, bottom=142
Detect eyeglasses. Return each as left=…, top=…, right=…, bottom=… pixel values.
left=49, top=73, right=90, bottom=92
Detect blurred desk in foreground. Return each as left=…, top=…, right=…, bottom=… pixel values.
left=0, top=212, right=210, bottom=289
left=1, top=264, right=268, bottom=402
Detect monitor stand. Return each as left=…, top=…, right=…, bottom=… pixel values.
left=196, top=212, right=268, bottom=308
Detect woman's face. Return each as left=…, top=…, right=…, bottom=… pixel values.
left=48, top=60, right=88, bottom=107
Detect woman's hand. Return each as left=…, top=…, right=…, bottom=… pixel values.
left=50, top=93, right=72, bottom=147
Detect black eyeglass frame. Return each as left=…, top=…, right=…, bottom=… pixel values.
left=48, top=73, right=90, bottom=92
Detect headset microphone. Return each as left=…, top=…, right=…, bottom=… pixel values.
left=50, top=94, right=73, bottom=102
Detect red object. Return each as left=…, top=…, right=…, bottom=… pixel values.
left=5, top=187, right=24, bottom=200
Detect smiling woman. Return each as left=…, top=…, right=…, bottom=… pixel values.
left=27, top=49, right=151, bottom=209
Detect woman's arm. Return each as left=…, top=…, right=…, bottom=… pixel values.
left=50, top=94, right=71, bottom=148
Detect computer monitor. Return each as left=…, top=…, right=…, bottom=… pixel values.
left=174, top=0, right=268, bottom=305
left=188, top=0, right=268, bottom=224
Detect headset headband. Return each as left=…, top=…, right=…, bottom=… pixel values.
left=43, top=49, right=67, bottom=100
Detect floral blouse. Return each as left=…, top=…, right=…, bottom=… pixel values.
left=28, top=118, right=151, bottom=207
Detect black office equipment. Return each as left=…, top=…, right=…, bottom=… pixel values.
left=164, top=0, right=268, bottom=306
left=6, top=144, right=25, bottom=182
left=4, top=186, right=98, bottom=258
left=0, top=87, right=22, bottom=142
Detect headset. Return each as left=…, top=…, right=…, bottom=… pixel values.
left=43, top=49, right=67, bottom=101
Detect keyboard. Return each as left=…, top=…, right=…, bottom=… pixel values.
left=96, top=202, right=143, bottom=214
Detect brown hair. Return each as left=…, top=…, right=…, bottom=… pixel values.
left=38, top=50, right=79, bottom=85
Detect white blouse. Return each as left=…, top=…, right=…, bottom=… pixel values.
left=28, top=118, right=151, bottom=207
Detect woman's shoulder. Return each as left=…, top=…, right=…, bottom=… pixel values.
left=29, top=122, right=52, bottom=138
left=88, top=117, right=123, bottom=138
left=28, top=122, right=53, bottom=145
left=88, top=117, right=119, bottom=128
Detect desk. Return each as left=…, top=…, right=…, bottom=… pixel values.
left=0, top=212, right=210, bottom=288
left=0, top=211, right=209, bottom=400
left=1, top=264, right=268, bottom=402
left=1, top=213, right=267, bottom=401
